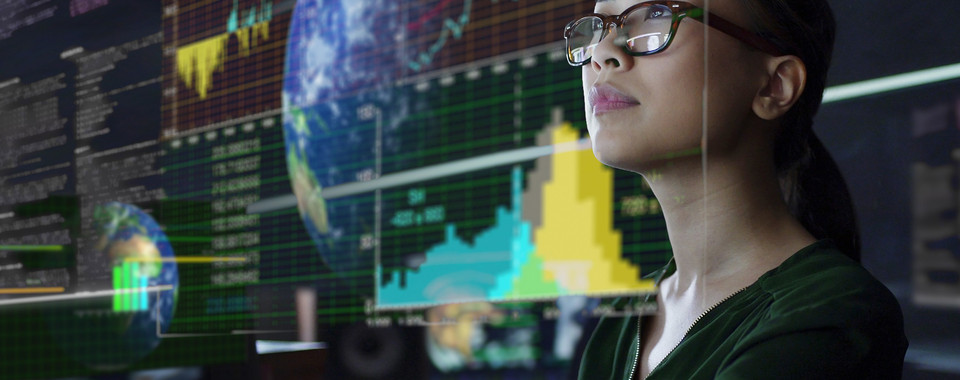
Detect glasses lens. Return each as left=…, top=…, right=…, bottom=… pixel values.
left=567, top=16, right=603, bottom=64
left=622, top=4, right=674, bottom=53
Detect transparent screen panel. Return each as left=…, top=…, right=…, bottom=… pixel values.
left=1, top=0, right=958, bottom=378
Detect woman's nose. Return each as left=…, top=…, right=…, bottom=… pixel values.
left=590, top=23, right=634, bottom=74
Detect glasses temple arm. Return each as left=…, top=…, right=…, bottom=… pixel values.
left=687, top=8, right=785, bottom=56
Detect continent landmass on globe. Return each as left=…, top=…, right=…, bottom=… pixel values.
left=94, top=203, right=162, bottom=277
left=286, top=105, right=331, bottom=235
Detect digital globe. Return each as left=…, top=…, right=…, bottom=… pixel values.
left=46, top=202, right=178, bottom=370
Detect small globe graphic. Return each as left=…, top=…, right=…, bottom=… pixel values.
left=45, top=202, right=178, bottom=371
left=282, top=0, right=417, bottom=277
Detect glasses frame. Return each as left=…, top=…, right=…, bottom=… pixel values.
left=564, top=1, right=784, bottom=66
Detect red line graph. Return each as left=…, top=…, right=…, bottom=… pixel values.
left=406, top=0, right=456, bottom=32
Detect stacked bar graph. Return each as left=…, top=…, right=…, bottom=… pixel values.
left=112, top=262, right=149, bottom=312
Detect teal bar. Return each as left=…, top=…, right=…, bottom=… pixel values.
left=139, top=272, right=148, bottom=311
left=113, top=265, right=123, bottom=311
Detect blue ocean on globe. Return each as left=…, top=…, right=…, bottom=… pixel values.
left=282, top=0, right=421, bottom=277
left=46, top=202, right=178, bottom=370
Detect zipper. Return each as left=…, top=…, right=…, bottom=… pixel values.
left=627, top=313, right=642, bottom=380
left=629, top=285, right=750, bottom=380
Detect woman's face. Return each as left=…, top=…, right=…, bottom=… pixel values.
left=583, top=0, right=767, bottom=174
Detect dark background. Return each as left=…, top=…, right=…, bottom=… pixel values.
left=819, top=1, right=960, bottom=378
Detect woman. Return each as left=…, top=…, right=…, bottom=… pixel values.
left=565, top=0, right=908, bottom=378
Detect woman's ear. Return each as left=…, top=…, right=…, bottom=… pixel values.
left=753, top=56, right=807, bottom=120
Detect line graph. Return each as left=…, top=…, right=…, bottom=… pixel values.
left=407, top=0, right=458, bottom=32
left=406, top=0, right=472, bottom=71
left=405, top=0, right=521, bottom=71
left=407, top=0, right=473, bottom=71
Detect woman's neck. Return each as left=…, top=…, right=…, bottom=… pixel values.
left=648, top=154, right=815, bottom=304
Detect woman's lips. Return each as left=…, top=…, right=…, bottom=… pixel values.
left=589, top=84, right=640, bottom=115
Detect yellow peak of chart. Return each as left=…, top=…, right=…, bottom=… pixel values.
left=533, top=123, right=655, bottom=293
left=176, top=21, right=271, bottom=99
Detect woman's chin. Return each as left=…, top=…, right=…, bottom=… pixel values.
left=590, top=145, right=643, bottom=173
left=591, top=142, right=697, bottom=176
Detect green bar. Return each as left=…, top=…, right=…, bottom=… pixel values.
left=113, top=265, right=123, bottom=311
left=121, top=262, right=132, bottom=311
left=0, top=245, right=64, bottom=252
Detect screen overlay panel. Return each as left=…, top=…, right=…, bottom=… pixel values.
left=0, top=0, right=676, bottom=377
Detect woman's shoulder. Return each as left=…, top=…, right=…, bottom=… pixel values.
left=752, top=240, right=905, bottom=335
left=719, top=241, right=909, bottom=378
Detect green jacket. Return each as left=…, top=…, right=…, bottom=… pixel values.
left=578, top=240, right=908, bottom=379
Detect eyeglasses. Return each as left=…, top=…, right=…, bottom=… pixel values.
left=564, top=1, right=784, bottom=66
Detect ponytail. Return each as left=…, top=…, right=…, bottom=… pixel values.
left=742, top=0, right=861, bottom=262
left=780, top=133, right=861, bottom=262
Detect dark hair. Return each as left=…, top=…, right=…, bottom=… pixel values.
left=738, top=0, right=860, bottom=262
